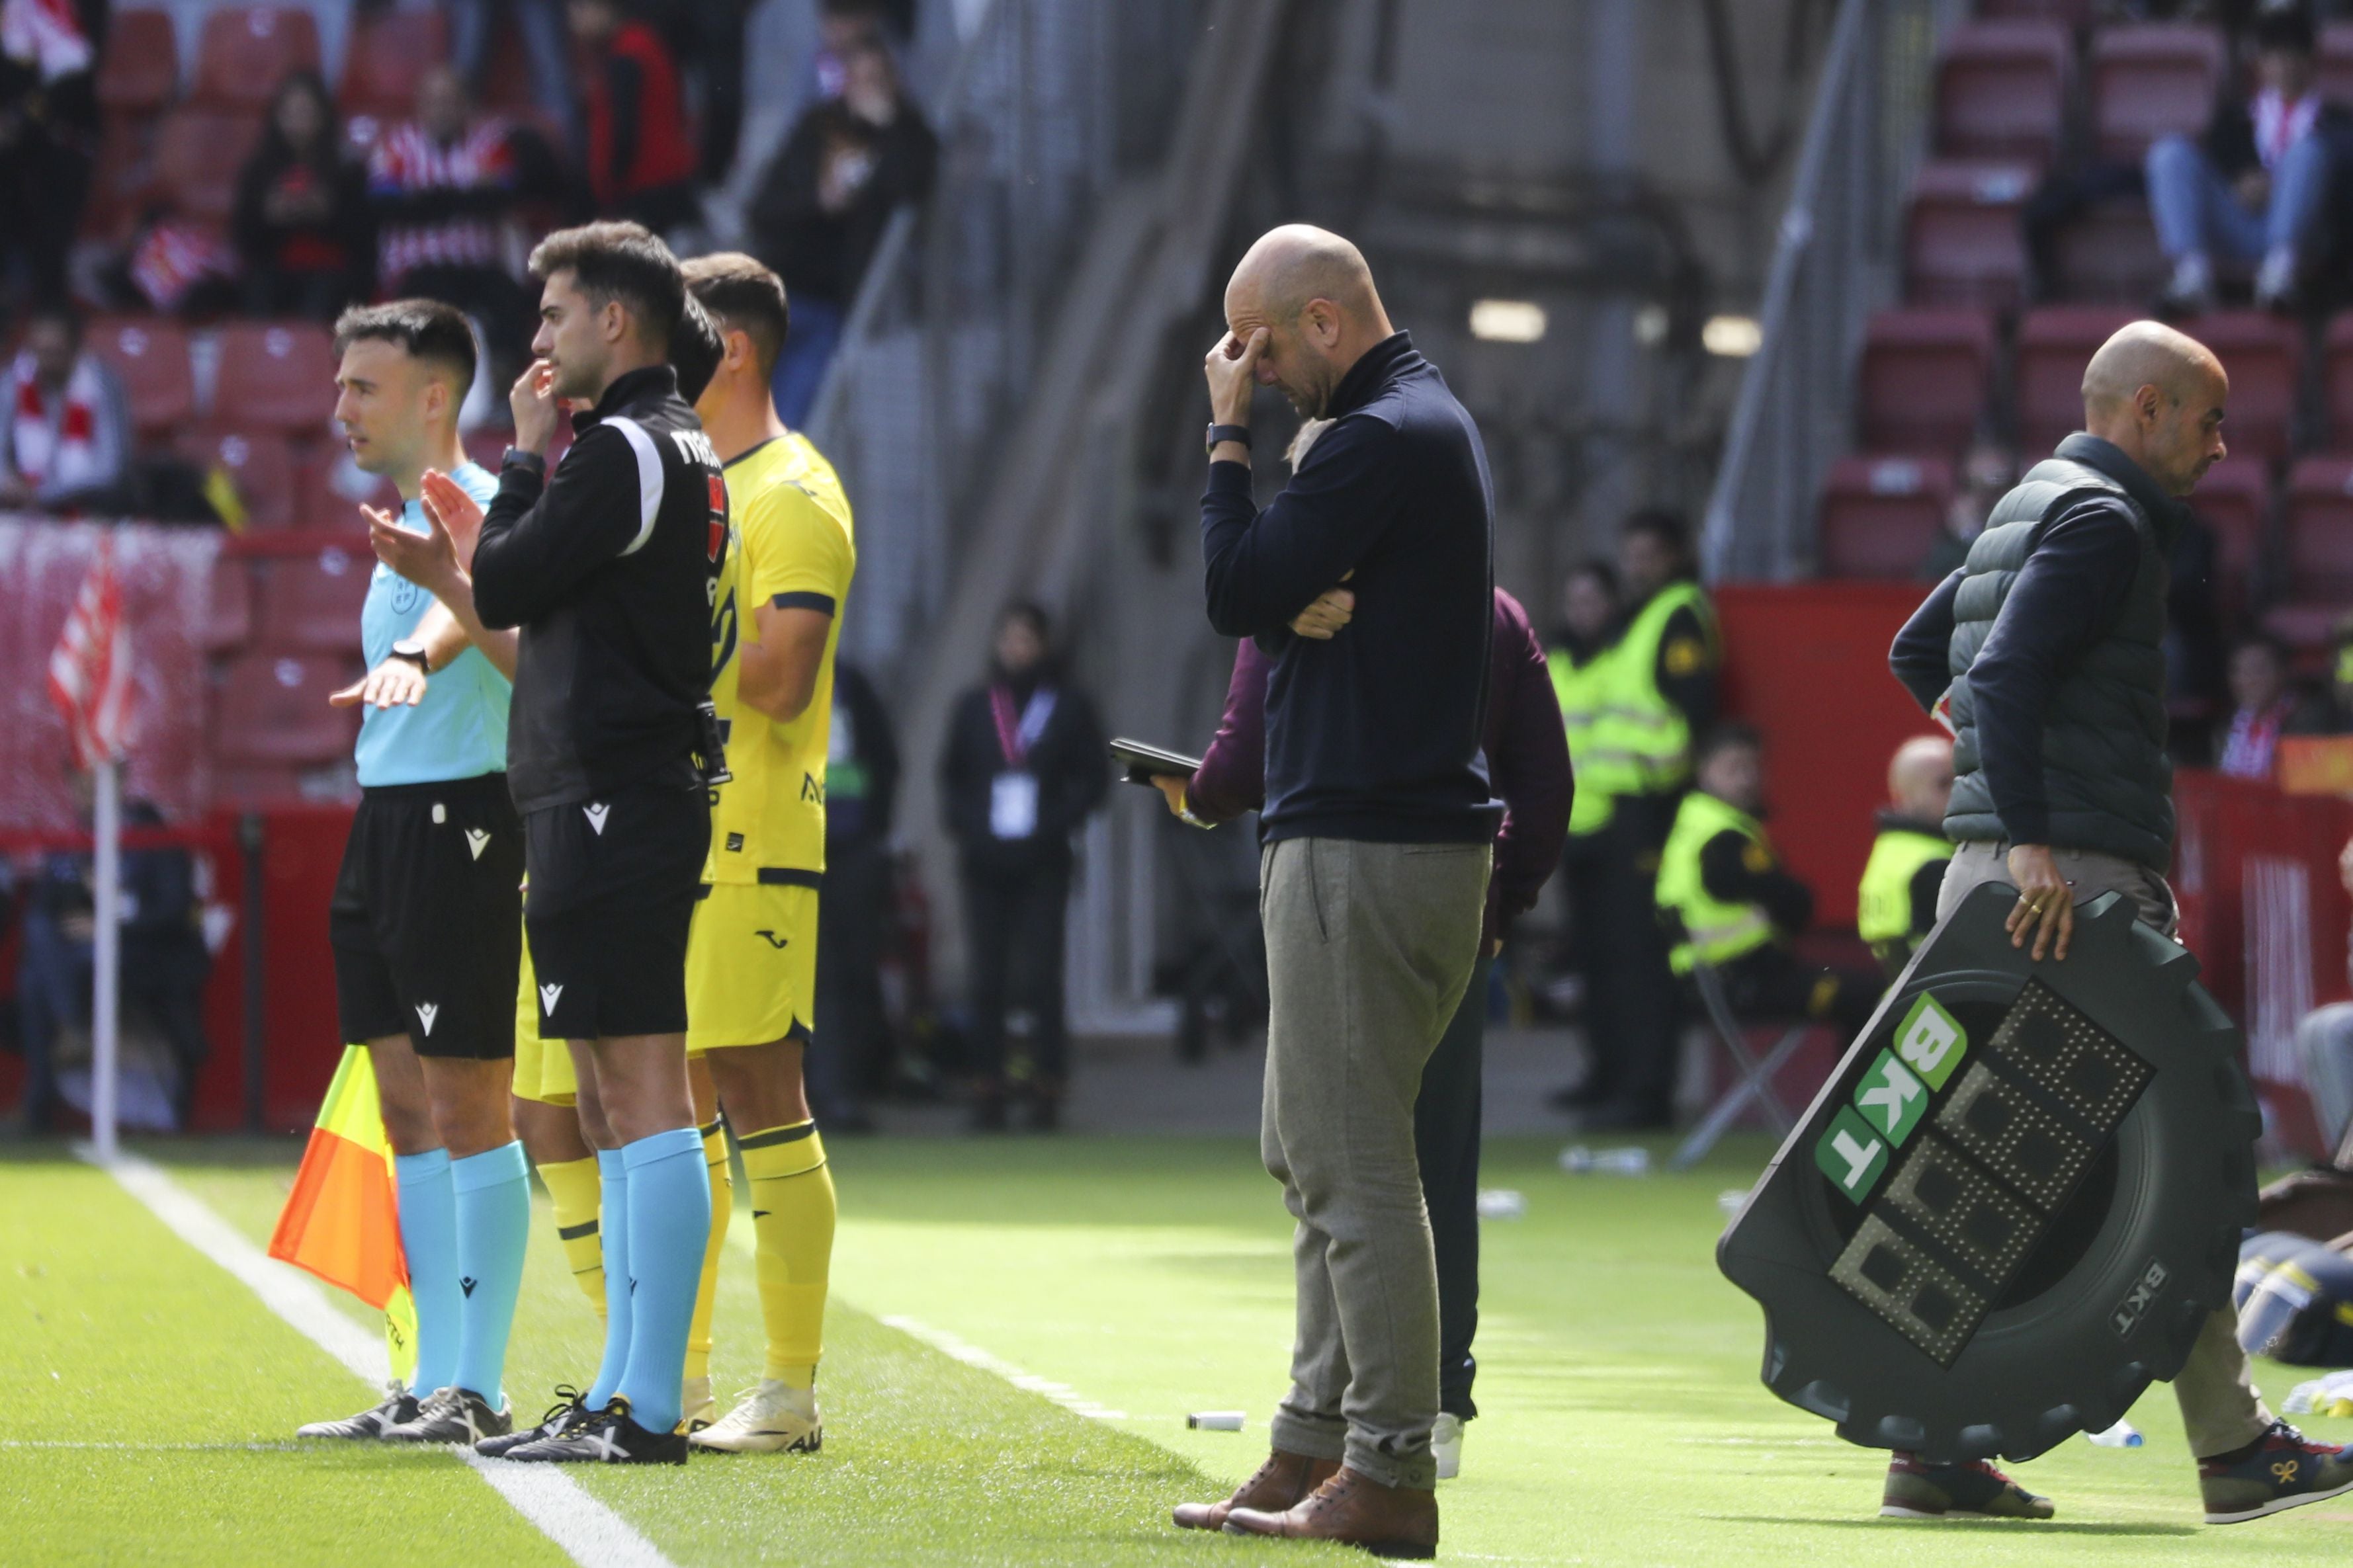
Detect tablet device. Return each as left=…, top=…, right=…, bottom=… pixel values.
left=1109, top=737, right=1202, bottom=786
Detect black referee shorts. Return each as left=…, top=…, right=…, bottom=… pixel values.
left=523, top=783, right=709, bottom=1042
left=329, top=773, right=526, bottom=1059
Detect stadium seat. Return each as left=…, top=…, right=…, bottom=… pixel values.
left=2320, top=313, right=2353, bottom=451
left=339, top=7, right=450, bottom=122
left=2188, top=312, right=2299, bottom=460
left=201, top=559, right=255, bottom=655
left=1977, top=0, right=2095, bottom=22
left=190, top=7, right=321, bottom=110
left=180, top=429, right=298, bottom=532
left=251, top=544, right=374, bottom=653
left=2089, top=24, right=2225, bottom=162
left=212, top=321, right=338, bottom=434
left=2189, top=456, right=2271, bottom=616
left=1904, top=161, right=2036, bottom=306
left=87, top=317, right=195, bottom=436
left=1936, top=21, right=2071, bottom=163
left=1817, top=456, right=1953, bottom=580
left=81, top=117, right=152, bottom=238
left=2049, top=195, right=2166, bottom=304
left=96, top=9, right=179, bottom=117
left=296, top=454, right=396, bottom=532
left=211, top=651, right=359, bottom=766
left=2272, top=458, right=2353, bottom=647
left=2014, top=306, right=2134, bottom=454
left=151, top=106, right=261, bottom=223
left=1856, top=308, right=1996, bottom=458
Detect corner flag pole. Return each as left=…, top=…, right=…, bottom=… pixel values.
left=91, top=756, right=122, bottom=1163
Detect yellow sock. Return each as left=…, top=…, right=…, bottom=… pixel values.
left=538, top=1155, right=605, bottom=1319
left=686, top=1116, right=731, bottom=1383
left=739, top=1121, right=834, bottom=1386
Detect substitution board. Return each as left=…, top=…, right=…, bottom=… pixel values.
left=1717, top=883, right=2259, bottom=1462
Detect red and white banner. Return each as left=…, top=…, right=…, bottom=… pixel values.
left=46, top=534, right=134, bottom=768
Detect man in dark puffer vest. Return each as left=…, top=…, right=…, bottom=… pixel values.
left=1886, top=320, right=2353, bottom=1527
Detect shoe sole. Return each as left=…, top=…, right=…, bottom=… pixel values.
left=687, top=1428, right=823, bottom=1454
left=1879, top=1505, right=2053, bottom=1521
left=1220, top=1526, right=1433, bottom=1559
left=2205, top=1473, right=2353, bottom=1525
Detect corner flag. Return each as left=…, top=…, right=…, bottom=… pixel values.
left=269, top=1046, right=417, bottom=1382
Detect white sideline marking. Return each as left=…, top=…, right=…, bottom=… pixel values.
left=81, top=1145, right=681, bottom=1568
left=878, top=1313, right=1128, bottom=1421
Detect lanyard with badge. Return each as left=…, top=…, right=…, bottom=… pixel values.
left=988, top=684, right=1056, bottom=839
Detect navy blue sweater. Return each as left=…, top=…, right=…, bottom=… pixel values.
left=1200, top=331, right=1498, bottom=845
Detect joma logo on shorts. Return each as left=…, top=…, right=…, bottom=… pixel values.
left=752, top=930, right=789, bottom=949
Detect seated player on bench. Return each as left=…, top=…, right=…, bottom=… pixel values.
left=2237, top=1230, right=2353, bottom=1369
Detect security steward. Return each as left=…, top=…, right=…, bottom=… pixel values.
left=1654, top=723, right=1877, bottom=1042
left=1886, top=319, right=2353, bottom=1525
left=1575, top=509, right=1719, bottom=1129
left=1546, top=558, right=1628, bottom=1111
left=469, top=220, right=726, bottom=1464
left=1857, top=734, right=1955, bottom=979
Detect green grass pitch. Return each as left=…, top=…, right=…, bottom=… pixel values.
left=7, top=1132, right=2353, bottom=1565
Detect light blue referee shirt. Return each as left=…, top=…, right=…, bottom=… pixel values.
left=353, top=462, right=508, bottom=788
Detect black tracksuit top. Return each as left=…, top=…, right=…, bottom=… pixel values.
left=474, top=363, right=728, bottom=813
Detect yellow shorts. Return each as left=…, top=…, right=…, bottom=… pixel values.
left=685, top=880, right=819, bottom=1053
left=513, top=928, right=576, bottom=1106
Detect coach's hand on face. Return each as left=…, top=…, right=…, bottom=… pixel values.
left=1203, top=327, right=1267, bottom=427
left=511, top=358, right=562, bottom=457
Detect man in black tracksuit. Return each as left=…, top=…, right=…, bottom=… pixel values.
left=468, top=220, right=724, bottom=1464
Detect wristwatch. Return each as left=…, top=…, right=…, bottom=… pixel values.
left=388, top=638, right=431, bottom=673
left=1205, top=423, right=1252, bottom=457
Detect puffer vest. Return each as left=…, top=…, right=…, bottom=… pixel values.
left=1944, top=454, right=2178, bottom=869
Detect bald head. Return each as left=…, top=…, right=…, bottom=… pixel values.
left=1889, top=734, right=1954, bottom=821
left=1221, top=225, right=1394, bottom=418
left=1230, top=225, right=1380, bottom=325
left=2076, top=320, right=2229, bottom=497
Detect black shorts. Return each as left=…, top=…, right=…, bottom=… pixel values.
left=523, top=783, right=709, bottom=1042
left=329, top=773, right=526, bottom=1059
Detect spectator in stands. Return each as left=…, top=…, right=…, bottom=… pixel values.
left=811, top=659, right=900, bottom=1133
left=367, top=67, right=544, bottom=393
left=0, top=0, right=100, bottom=312
left=1920, top=439, right=2017, bottom=581
left=2215, top=634, right=2330, bottom=778
left=749, top=35, right=939, bottom=426
left=1, top=303, right=129, bottom=515
left=447, top=0, right=579, bottom=151
left=234, top=72, right=372, bottom=322
left=937, top=602, right=1107, bottom=1132
left=1858, top=735, right=1955, bottom=979
left=2151, top=5, right=2348, bottom=315
left=570, top=0, right=700, bottom=235
left=14, top=783, right=212, bottom=1133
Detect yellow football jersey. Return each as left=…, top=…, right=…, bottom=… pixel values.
left=706, top=431, right=855, bottom=883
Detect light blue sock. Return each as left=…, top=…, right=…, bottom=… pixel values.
left=583, top=1149, right=632, bottom=1409
left=615, top=1126, right=711, bottom=1434
left=394, top=1149, right=458, bottom=1395
left=449, top=1141, right=530, bottom=1408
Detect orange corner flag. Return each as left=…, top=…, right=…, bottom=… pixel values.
left=269, top=1046, right=417, bottom=1381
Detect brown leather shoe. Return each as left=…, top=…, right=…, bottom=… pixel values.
left=1171, top=1448, right=1340, bottom=1532
left=1222, top=1465, right=1438, bottom=1558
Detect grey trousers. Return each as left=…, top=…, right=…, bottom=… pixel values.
left=1942, top=841, right=2272, bottom=1459
left=1260, top=836, right=1490, bottom=1491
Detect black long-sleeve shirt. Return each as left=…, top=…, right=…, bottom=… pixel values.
left=1889, top=434, right=2153, bottom=847
left=937, top=675, right=1109, bottom=876
left=473, top=364, right=726, bottom=811
left=1697, top=825, right=1814, bottom=936
left=1199, top=331, right=1498, bottom=845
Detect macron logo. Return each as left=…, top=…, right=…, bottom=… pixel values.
left=539, top=983, right=564, bottom=1014
left=465, top=829, right=490, bottom=860
left=415, top=1002, right=439, bottom=1036
left=584, top=803, right=610, bottom=835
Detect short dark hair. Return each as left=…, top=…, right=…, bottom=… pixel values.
left=2254, top=5, right=2317, bottom=56
left=528, top=221, right=685, bottom=351
left=681, top=253, right=791, bottom=380
left=1001, top=600, right=1052, bottom=643
left=1623, top=508, right=1691, bottom=556
left=333, top=299, right=478, bottom=392
left=669, top=294, right=723, bottom=405
left=2231, top=632, right=2290, bottom=666
left=1565, top=556, right=1619, bottom=598
left=1696, top=721, right=1762, bottom=766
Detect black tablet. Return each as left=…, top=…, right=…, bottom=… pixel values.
left=1108, top=737, right=1202, bottom=785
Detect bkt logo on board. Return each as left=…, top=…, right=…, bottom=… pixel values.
left=1814, top=995, right=1969, bottom=1204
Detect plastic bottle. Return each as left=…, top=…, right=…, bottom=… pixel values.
left=2086, top=1419, right=2143, bottom=1448
left=1559, top=1145, right=1651, bottom=1175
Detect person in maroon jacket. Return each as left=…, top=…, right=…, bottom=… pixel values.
left=569, top=0, right=701, bottom=235
left=1151, top=582, right=1571, bottom=1482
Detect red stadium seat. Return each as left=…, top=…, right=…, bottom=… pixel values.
left=97, top=9, right=180, bottom=117
left=151, top=106, right=262, bottom=223
left=201, top=559, right=255, bottom=654
left=212, top=651, right=360, bottom=766
left=296, top=455, right=397, bottom=532
left=2049, top=195, right=2166, bottom=304
left=1977, top=0, right=2094, bottom=23
left=2089, top=24, right=2225, bottom=162
left=2319, top=313, right=2353, bottom=451
left=250, top=543, right=374, bottom=653
left=1818, top=456, right=1954, bottom=580
left=1936, top=21, right=2071, bottom=163
left=2188, top=311, right=2299, bottom=460
left=1904, top=161, right=2035, bottom=306
left=212, top=321, right=338, bottom=434
left=2014, top=306, right=2134, bottom=455
left=86, top=316, right=195, bottom=436
left=2188, top=456, right=2271, bottom=615
left=339, top=7, right=450, bottom=121
left=1856, top=308, right=1996, bottom=459
left=190, top=7, right=321, bottom=110
left=181, top=428, right=298, bottom=531
left=2272, top=458, right=2353, bottom=646
left=81, top=116, right=153, bottom=239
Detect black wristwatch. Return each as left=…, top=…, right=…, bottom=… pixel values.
left=1205, top=423, right=1252, bottom=456
left=388, top=638, right=431, bottom=673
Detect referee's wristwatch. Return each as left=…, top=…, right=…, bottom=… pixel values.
left=388, top=638, right=432, bottom=674
left=1205, top=423, right=1252, bottom=458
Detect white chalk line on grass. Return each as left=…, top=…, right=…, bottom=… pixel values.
left=80, top=1145, right=681, bottom=1568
